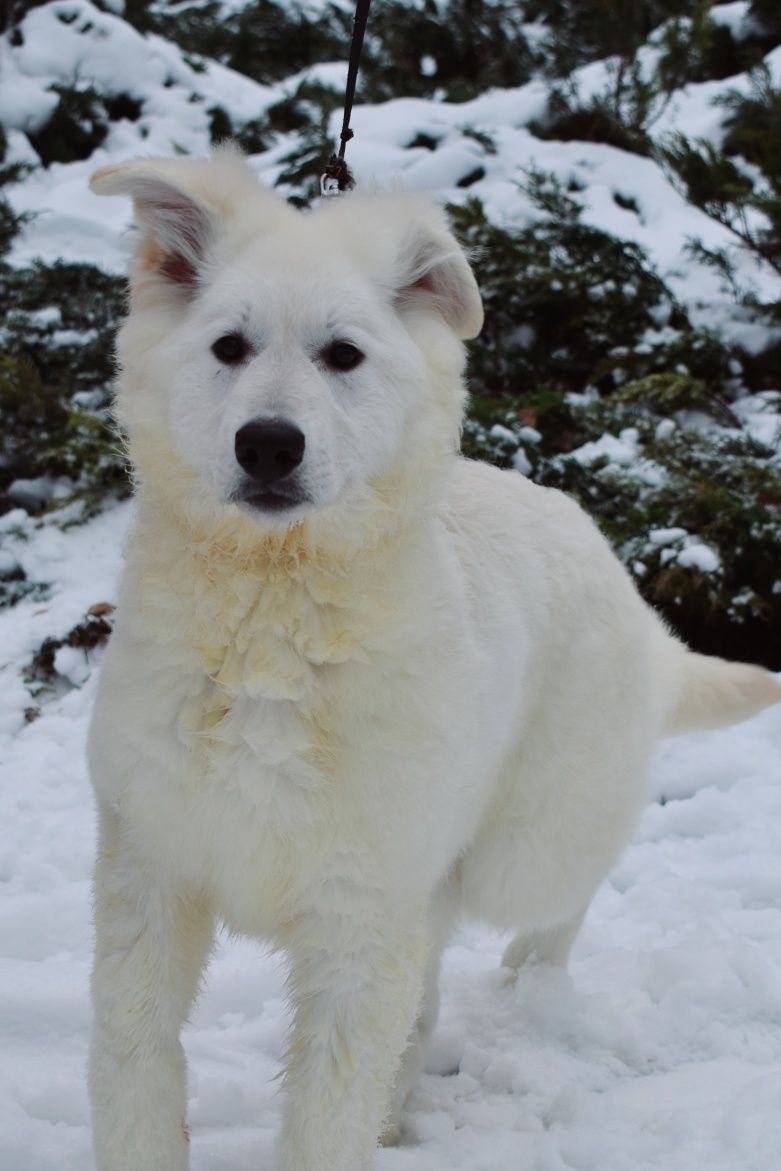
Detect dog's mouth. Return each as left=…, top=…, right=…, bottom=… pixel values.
left=231, top=485, right=310, bottom=515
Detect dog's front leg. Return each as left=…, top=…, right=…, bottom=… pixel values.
left=276, top=907, right=427, bottom=1171
left=89, top=804, right=214, bottom=1171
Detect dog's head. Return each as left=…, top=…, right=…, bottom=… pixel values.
left=92, top=148, right=482, bottom=546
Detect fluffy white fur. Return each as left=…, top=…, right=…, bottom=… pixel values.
left=87, top=148, right=781, bottom=1171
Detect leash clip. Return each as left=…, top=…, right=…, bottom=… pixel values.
left=320, top=153, right=355, bottom=199
left=320, top=173, right=342, bottom=199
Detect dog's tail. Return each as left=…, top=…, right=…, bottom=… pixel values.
left=663, top=645, right=781, bottom=736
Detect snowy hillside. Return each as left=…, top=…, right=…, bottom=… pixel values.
left=1, top=1, right=781, bottom=1168
left=2, top=0, right=780, bottom=316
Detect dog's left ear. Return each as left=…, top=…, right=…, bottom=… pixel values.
left=325, top=194, right=483, bottom=340
left=393, top=206, right=484, bottom=340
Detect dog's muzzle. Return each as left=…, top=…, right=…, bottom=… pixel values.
left=232, top=417, right=308, bottom=513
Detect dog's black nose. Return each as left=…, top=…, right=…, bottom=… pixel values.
left=234, top=419, right=305, bottom=485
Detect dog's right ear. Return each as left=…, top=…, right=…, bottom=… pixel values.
left=90, top=149, right=281, bottom=300
left=91, top=160, right=214, bottom=292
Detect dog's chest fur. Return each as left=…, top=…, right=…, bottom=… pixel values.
left=96, top=514, right=482, bottom=935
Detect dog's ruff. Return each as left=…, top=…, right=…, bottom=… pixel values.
left=87, top=148, right=781, bottom=1171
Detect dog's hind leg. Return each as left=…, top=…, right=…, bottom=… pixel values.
left=501, top=904, right=588, bottom=974
left=380, top=876, right=459, bottom=1147
left=90, top=804, right=214, bottom=1171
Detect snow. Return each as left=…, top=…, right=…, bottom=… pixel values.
left=649, top=527, right=689, bottom=546
left=732, top=392, right=781, bottom=451
left=511, top=448, right=532, bottom=476
left=570, top=428, right=640, bottom=467
left=53, top=644, right=93, bottom=687
left=710, top=1, right=751, bottom=38
left=655, top=417, right=677, bottom=440
left=647, top=529, right=723, bottom=573
left=488, top=423, right=517, bottom=444
left=676, top=541, right=722, bottom=573
left=2, top=0, right=275, bottom=268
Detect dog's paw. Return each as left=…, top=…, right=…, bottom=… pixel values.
left=501, top=962, right=521, bottom=988
left=378, top=1123, right=401, bottom=1148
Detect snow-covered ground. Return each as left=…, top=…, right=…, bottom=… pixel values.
left=2, top=504, right=781, bottom=1171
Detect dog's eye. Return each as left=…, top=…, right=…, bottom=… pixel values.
left=212, top=332, right=249, bottom=365
left=324, top=341, right=364, bottom=372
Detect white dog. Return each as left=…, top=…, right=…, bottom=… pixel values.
left=87, top=148, right=781, bottom=1171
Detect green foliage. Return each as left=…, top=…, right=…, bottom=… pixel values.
left=1, top=261, right=122, bottom=390
left=122, top=0, right=534, bottom=104
left=26, top=609, right=114, bottom=688
left=747, top=0, right=781, bottom=47
left=454, top=164, right=781, bottom=662
left=0, top=191, right=25, bottom=257
left=123, top=0, right=347, bottom=85
left=523, top=0, right=774, bottom=83
left=208, top=105, right=272, bottom=153
left=660, top=67, right=781, bottom=288
left=721, top=67, right=781, bottom=188
left=359, top=0, right=536, bottom=102
left=527, top=3, right=781, bottom=157
left=268, top=82, right=343, bottom=137
left=447, top=175, right=732, bottom=401
left=27, top=83, right=142, bottom=167
left=664, top=136, right=754, bottom=210
left=659, top=10, right=727, bottom=84
left=0, top=123, right=123, bottom=527
left=652, top=5, right=776, bottom=87
left=618, top=371, right=708, bottom=410
left=529, top=82, right=653, bottom=155
left=522, top=0, right=699, bottom=75
left=0, top=261, right=130, bottom=517
left=0, top=507, right=50, bottom=608
left=638, top=60, right=781, bottom=400
left=0, top=126, right=32, bottom=256
left=0, top=565, right=48, bottom=610
left=464, top=395, right=781, bottom=667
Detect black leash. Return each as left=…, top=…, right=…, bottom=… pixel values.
left=320, top=0, right=373, bottom=197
